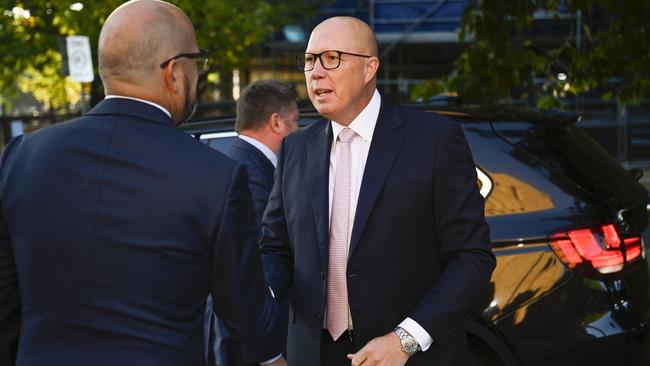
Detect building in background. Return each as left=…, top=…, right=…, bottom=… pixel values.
left=228, top=0, right=650, bottom=165
left=3, top=1, right=649, bottom=166
left=240, top=0, right=467, bottom=105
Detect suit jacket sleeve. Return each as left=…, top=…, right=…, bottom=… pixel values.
left=0, top=138, right=22, bottom=366
left=259, top=140, right=293, bottom=302
left=245, top=163, right=273, bottom=227
left=410, top=121, right=496, bottom=342
left=209, top=163, right=282, bottom=363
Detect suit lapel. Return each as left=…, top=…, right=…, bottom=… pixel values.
left=307, top=120, right=333, bottom=271
left=349, top=102, right=405, bottom=258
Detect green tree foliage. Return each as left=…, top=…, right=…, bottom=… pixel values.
left=0, top=0, right=315, bottom=112
left=411, top=0, right=650, bottom=108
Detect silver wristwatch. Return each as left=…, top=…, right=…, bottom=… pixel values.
left=394, top=326, right=421, bottom=356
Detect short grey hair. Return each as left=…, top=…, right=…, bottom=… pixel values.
left=235, top=80, right=297, bottom=133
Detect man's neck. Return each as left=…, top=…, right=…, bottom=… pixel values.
left=105, top=84, right=170, bottom=114
left=330, top=86, right=377, bottom=126
left=104, top=95, right=172, bottom=119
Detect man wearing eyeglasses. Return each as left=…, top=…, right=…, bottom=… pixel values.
left=0, top=1, right=285, bottom=365
left=260, top=16, right=495, bottom=366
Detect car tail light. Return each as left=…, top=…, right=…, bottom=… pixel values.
left=550, top=224, right=643, bottom=275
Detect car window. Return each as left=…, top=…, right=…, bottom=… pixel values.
left=199, top=132, right=237, bottom=153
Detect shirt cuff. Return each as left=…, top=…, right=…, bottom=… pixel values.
left=261, top=353, right=282, bottom=364
left=399, top=317, right=433, bottom=352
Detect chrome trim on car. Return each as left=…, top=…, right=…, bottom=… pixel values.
left=199, top=131, right=238, bottom=140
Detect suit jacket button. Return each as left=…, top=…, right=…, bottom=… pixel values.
left=320, top=271, right=326, bottom=279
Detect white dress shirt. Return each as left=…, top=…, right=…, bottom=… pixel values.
left=328, top=89, right=433, bottom=351
left=238, top=134, right=277, bottom=168
left=104, top=95, right=172, bottom=118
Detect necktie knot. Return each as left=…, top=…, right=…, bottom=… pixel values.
left=338, top=128, right=355, bottom=143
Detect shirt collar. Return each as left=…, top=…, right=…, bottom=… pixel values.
left=331, top=89, right=381, bottom=143
left=104, top=95, right=171, bottom=118
left=238, top=134, right=278, bottom=168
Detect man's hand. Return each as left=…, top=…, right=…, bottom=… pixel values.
left=347, top=331, right=410, bottom=366
left=260, top=356, right=286, bottom=366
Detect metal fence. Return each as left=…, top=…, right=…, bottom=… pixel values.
left=551, top=98, right=650, bottom=166
left=0, top=113, right=80, bottom=147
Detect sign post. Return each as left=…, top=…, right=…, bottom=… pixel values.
left=65, top=36, right=94, bottom=113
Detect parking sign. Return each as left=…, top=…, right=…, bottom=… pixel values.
left=66, top=36, right=94, bottom=82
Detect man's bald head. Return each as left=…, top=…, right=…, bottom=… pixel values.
left=310, top=16, right=378, bottom=57
left=304, top=16, right=380, bottom=124
left=98, top=0, right=196, bottom=90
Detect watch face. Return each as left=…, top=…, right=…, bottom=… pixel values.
left=403, top=337, right=419, bottom=354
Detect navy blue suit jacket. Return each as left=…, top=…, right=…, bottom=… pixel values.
left=0, top=98, right=281, bottom=366
left=260, top=100, right=496, bottom=365
left=210, top=138, right=278, bottom=366
left=224, top=138, right=275, bottom=226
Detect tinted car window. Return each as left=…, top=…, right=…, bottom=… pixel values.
left=459, top=119, right=592, bottom=242
left=198, top=133, right=237, bottom=153
left=515, top=123, right=647, bottom=211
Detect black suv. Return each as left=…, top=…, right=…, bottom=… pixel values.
left=183, top=105, right=650, bottom=366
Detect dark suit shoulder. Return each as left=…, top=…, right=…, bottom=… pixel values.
left=225, top=138, right=271, bottom=165
left=224, top=139, right=274, bottom=178
left=11, top=112, right=241, bottom=188
left=11, top=113, right=91, bottom=144
left=394, top=104, right=456, bottom=132
left=179, top=130, right=237, bottom=167
left=279, top=118, right=329, bottom=159
left=164, top=130, right=244, bottom=192
left=287, top=118, right=329, bottom=144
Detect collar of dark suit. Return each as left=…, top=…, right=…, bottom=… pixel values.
left=371, top=95, right=403, bottom=133
left=374, top=97, right=404, bottom=140
left=86, top=97, right=176, bottom=127
left=231, top=137, right=276, bottom=169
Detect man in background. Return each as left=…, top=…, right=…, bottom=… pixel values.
left=208, top=79, right=298, bottom=366
left=0, top=1, right=284, bottom=365
left=227, top=80, right=299, bottom=226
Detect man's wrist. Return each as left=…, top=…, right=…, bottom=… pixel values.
left=398, top=317, right=433, bottom=351
left=394, top=326, right=421, bottom=356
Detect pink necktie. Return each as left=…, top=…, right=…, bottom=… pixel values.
left=327, top=127, right=355, bottom=341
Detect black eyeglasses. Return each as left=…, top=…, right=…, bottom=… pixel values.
left=159, top=48, right=210, bottom=73
left=296, top=50, right=372, bottom=71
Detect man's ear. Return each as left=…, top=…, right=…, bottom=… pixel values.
left=364, top=56, right=380, bottom=84
left=269, top=112, right=282, bottom=134
left=163, top=60, right=179, bottom=93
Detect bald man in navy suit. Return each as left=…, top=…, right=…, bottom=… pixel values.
left=260, top=17, right=495, bottom=366
left=0, top=1, right=285, bottom=365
